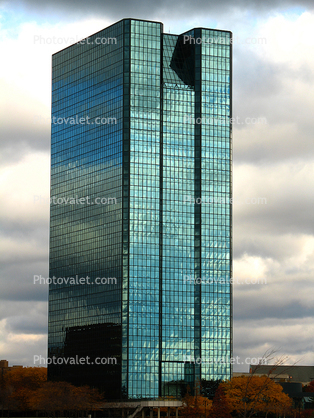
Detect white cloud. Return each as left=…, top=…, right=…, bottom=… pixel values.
left=0, top=18, right=114, bottom=106
left=0, top=151, right=50, bottom=225
left=256, top=12, right=314, bottom=68
left=0, top=302, right=47, bottom=366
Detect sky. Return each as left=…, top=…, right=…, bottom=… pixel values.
left=1, top=0, right=314, bottom=373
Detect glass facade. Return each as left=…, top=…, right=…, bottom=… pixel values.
left=49, top=21, right=124, bottom=398
left=48, top=19, right=232, bottom=400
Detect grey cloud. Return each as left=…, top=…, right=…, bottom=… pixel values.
left=233, top=317, right=314, bottom=368
left=0, top=127, right=50, bottom=167
left=2, top=340, right=48, bottom=367
left=233, top=232, right=301, bottom=261
left=233, top=51, right=285, bottom=103
left=0, top=79, right=50, bottom=165
left=5, top=313, right=48, bottom=335
left=0, top=233, right=48, bottom=266
left=232, top=160, right=314, bottom=262
left=234, top=293, right=314, bottom=321
left=0, top=301, right=47, bottom=321
left=234, top=196, right=314, bottom=241
left=0, top=255, right=48, bottom=303
left=232, top=45, right=314, bottom=163
left=0, top=219, right=48, bottom=242
left=6, top=0, right=314, bottom=21
left=0, top=270, right=49, bottom=302
left=0, top=300, right=48, bottom=365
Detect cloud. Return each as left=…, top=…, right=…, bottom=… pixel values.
left=0, top=152, right=49, bottom=302
left=0, top=18, right=114, bottom=165
left=4, top=0, right=314, bottom=22
left=232, top=12, right=314, bottom=163
left=4, top=303, right=48, bottom=334
left=233, top=317, right=314, bottom=371
left=233, top=161, right=314, bottom=240
left=1, top=4, right=314, bottom=372
left=0, top=302, right=47, bottom=366
left=0, top=151, right=50, bottom=224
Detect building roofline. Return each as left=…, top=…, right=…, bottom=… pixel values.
left=181, top=27, right=232, bottom=35
left=52, top=18, right=163, bottom=57
left=52, top=19, right=232, bottom=57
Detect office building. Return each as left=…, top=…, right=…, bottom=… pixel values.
left=48, top=18, right=232, bottom=400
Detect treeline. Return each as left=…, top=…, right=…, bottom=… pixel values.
left=0, top=367, right=103, bottom=416
left=1, top=366, right=314, bottom=417
left=181, top=376, right=293, bottom=418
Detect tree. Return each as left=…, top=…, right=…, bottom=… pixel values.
left=304, top=380, right=314, bottom=393
left=225, top=348, right=299, bottom=418
left=73, top=384, right=104, bottom=411
left=208, top=385, right=231, bottom=418
left=200, top=379, right=221, bottom=400
left=180, top=384, right=213, bottom=418
left=302, top=381, right=314, bottom=410
left=2, top=367, right=47, bottom=412
left=31, top=381, right=104, bottom=416
left=181, top=385, right=202, bottom=418
left=222, top=375, right=292, bottom=418
left=300, top=410, right=314, bottom=418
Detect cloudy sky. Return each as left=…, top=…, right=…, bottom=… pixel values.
left=1, top=0, right=314, bottom=372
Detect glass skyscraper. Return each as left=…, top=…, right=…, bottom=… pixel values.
left=48, top=18, right=232, bottom=400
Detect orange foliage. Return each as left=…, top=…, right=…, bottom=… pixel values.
left=180, top=385, right=212, bottom=418
left=0, top=367, right=104, bottom=414
left=222, top=375, right=292, bottom=417
left=2, top=367, right=46, bottom=411
left=31, top=381, right=104, bottom=414
left=208, top=385, right=231, bottom=418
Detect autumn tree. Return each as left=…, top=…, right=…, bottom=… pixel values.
left=73, top=384, right=104, bottom=411
left=304, top=380, right=314, bottom=393
left=31, top=381, right=104, bottom=416
left=222, top=375, right=292, bottom=418
left=208, top=385, right=231, bottom=418
left=300, top=410, right=314, bottom=418
left=3, top=367, right=47, bottom=412
left=200, top=379, right=221, bottom=400
left=180, top=382, right=213, bottom=418
left=197, top=396, right=213, bottom=417
left=181, top=385, right=202, bottom=418
left=302, top=381, right=314, bottom=410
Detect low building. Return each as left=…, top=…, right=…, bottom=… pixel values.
left=0, top=360, right=23, bottom=378
left=249, top=365, right=314, bottom=410
left=250, top=365, right=314, bottom=385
